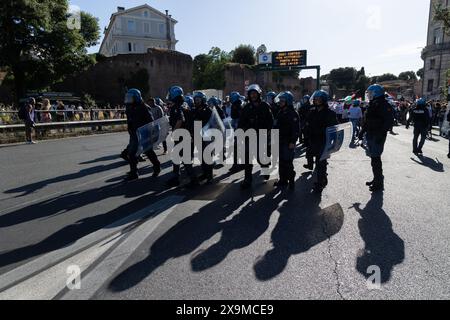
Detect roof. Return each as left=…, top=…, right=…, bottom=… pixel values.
left=99, top=4, right=177, bottom=53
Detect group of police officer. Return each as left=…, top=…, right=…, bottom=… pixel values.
left=121, top=82, right=441, bottom=194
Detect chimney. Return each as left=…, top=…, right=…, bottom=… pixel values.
left=165, top=10, right=171, bottom=49
left=117, top=7, right=125, bottom=12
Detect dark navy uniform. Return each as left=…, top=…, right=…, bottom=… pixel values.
left=305, top=106, right=338, bottom=189
left=239, top=100, right=274, bottom=183
left=169, top=101, right=195, bottom=181
left=126, top=102, right=161, bottom=177
left=276, top=105, right=300, bottom=188
left=407, top=104, right=431, bottom=154
left=192, top=104, right=214, bottom=181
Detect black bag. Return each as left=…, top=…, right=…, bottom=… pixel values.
left=18, top=105, right=27, bottom=120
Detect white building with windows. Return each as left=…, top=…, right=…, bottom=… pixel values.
left=99, top=4, right=178, bottom=57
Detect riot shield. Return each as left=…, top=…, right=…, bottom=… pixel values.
left=320, top=122, right=354, bottom=161
left=136, top=116, right=170, bottom=156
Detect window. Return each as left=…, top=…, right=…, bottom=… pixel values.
left=433, top=27, right=442, bottom=44
left=159, top=24, right=165, bottom=35
left=427, top=79, right=434, bottom=92
left=430, top=59, right=436, bottom=70
left=133, top=43, right=137, bottom=52
left=127, top=20, right=136, bottom=33
left=144, top=23, right=150, bottom=34
left=128, top=42, right=132, bottom=52
left=144, top=11, right=149, bottom=18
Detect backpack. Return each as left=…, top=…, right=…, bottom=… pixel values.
left=18, top=105, right=27, bottom=120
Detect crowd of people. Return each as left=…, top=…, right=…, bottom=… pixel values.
left=119, top=83, right=450, bottom=195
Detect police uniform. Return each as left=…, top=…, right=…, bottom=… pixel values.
left=169, top=101, right=195, bottom=181
left=305, top=105, right=338, bottom=189
left=192, top=104, right=214, bottom=180
left=407, top=103, right=431, bottom=154
left=276, top=105, right=300, bottom=188
left=239, top=100, right=274, bottom=184
left=360, top=95, right=393, bottom=189
left=126, top=102, right=161, bottom=178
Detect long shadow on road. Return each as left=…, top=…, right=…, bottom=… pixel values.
left=253, top=173, right=344, bottom=281
left=0, top=170, right=177, bottom=269
left=352, top=192, right=405, bottom=284
left=108, top=179, right=278, bottom=293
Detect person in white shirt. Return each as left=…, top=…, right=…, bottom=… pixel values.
left=349, top=100, right=363, bottom=139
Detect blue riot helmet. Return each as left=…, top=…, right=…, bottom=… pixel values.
left=366, top=84, right=385, bottom=101
left=310, top=90, right=329, bottom=106
left=230, top=92, right=241, bottom=104
left=416, top=98, right=427, bottom=107
left=185, top=95, right=194, bottom=110
left=125, top=88, right=143, bottom=104
left=166, top=86, right=184, bottom=102
left=266, top=91, right=277, bottom=104
left=208, top=96, right=219, bottom=107
left=275, top=91, right=294, bottom=107
left=353, top=100, right=361, bottom=107
left=302, top=95, right=311, bottom=105
left=193, top=91, right=207, bottom=105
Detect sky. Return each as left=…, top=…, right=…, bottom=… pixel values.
left=70, top=0, right=431, bottom=78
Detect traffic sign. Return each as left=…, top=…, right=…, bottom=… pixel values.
left=272, top=50, right=307, bottom=69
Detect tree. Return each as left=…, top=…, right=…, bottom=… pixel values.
left=434, top=3, right=450, bottom=34
left=417, top=68, right=424, bottom=79
left=372, top=73, right=398, bottom=83
left=193, top=47, right=231, bottom=90
left=398, top=71, right=418, bottom=81
left=231, top=44, right=256, bottom=65
left=0, top=0, right=100, bottom=104
left=327, top=67, right=357, bottom=90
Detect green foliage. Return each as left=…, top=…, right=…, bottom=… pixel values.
left=193, top=47, right=231, bottom=90
left=231, top=44, right=256, bottom=65
left=81, top=93, right=96, bottom=108
left=0, top=0, right=100, bottom=102
left=398, top=71, right=418, bottom=81
left=416, top=68, right=424, bottom=79
left=434, top=3, right=450, bottom=34
left=371, top=73, right=398, bottom=83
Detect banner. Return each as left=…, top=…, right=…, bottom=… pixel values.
left=320, top=122, right=354, bottom=161
left=136, top=116, right=170, bottom=156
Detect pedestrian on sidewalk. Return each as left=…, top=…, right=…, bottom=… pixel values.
left=349, top=100, right=363, bottom=140
left=20, top=98, right=37, bottom=144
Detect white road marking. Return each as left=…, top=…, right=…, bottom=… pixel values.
left=0, top=196, right=184, bottom=294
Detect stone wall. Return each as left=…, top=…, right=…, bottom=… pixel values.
left=223, top=63, right=316, bottom=100
left=54, top=49, right=193, bottom=104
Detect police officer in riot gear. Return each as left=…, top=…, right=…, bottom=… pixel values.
left=239, top=84, right=274, bottom=190
left=274, top=91, right=300, bottom=190
left=304, top=90, right=338, bottom=194
left=406, top=98, right=431, bottom=156
left=266, top=91, right=279, bottom=121
left=167, top=86, right=198, bottom=187
left=298, top=95, right=311, bottom=145
left=192, top=92, right=214, bottom=183
left=229, top=92, right=244, bottom=173
left=124, top=89, right=161, bottom=182
left=359, top=84, right=393, bottom=192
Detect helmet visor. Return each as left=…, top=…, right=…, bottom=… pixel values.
left=125, top=93, right=135, bottom=104
left=366, top=90, right=375, bottom=101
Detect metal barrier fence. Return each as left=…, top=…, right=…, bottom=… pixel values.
left=0, top=109, right=126, bottom=126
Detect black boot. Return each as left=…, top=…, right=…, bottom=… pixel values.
left=288, top=172, right=296, bottom=190
left=124, top=171, right=139, bottom=182
left=152, top=165, right=161, bottom=178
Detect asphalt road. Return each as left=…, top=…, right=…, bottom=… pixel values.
left=0, top=127, right=449, bottom=300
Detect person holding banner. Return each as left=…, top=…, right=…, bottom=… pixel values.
left=239, top=84, right=274, bottom=190
left=359, top=84, right=393, bottom=192
left=304, top=90, right=338, bottom=194
left=274, top=91, right=300, bottom=190
left=193, top=92, right=214, bottom=183
left=124, top=89, right=161, bottom=182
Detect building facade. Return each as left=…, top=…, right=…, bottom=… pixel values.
left=99, top=4, right=178, bottom=57
left=422, top=0, right=450, bottom=100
